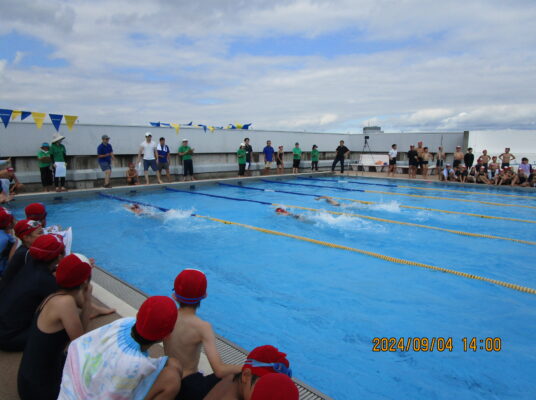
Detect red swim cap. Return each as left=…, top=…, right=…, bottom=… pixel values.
left=243, top=345, right=290, bottom=377
left=135, top=296, right=178, bottom=341
left=14, top=219, right=41, bottom=239
left=173, top=269, right=207, bottom=304
left=25, top=203, right=47, bottom=220
left=0, top=208, right=14, bottom=229
left=29, top=234, right=65, bottom=262
left=56, top=253, right=92, bottom=288
left=250, top=373, right=299, bottom=400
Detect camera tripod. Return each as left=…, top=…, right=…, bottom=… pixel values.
left=358, top=136, right=375, bottom=175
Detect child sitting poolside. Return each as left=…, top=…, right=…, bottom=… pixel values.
left=164, top=269, right=242, bottom=400
left=126, top=162, right=139, bottom=185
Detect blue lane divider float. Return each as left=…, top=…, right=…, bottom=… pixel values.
left=99, top=192, right=171, bottom=212
left=297, top=176, right=397, bottom=188
left=165, top=187, right=272, bottom=205
left=218, top=182, right=319, bottom=198
left=260, top=179, right=366, bottom=193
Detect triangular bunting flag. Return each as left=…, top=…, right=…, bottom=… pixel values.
left=186, top=121, right=192, bottom=126
left=171, top=123, right=180, bottom=135
left=243, top=123, right=252, bottom=130
left=236, top=123, right=243, bottom=129
left=208, top=126, right=215, bottom=132
left=161, top=123, right=170, bottom=127
left=21, top=111, right=31, bottom=120
left=32, top=112, right=46, bottom=129
left=49, top=114, right=63, bottom=132
left=197, top=124, right=207, bottom=133
left=11, top=110, right=22, bottom=120
left=0, top=109, right=13, bottom=128
left=150, top=122, right=160, bottom=127
left=64, top=115, right=78, bottom=131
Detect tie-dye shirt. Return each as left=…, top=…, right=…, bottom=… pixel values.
left=58, top=317, right=167, bottom=399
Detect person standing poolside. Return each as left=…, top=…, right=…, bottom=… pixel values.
left=50, top=133, right=67, bottom=192
left=262, top=140, right=275, bottom=175
left=157, top=137, right=172, bottom=183
left=137, top=132, right=161, bottom=185
left=59, top=296, right=182, bottom=400
left=275, top=145, right=284, bottom=174
left=164, top=269, right=241, bottom=400
left=178, top=139, right=195, bottom=181
left=237, top=143, right=247, bottom=177
left=387, top=144, right=397, bottom=177
left=97, top=134, right=114, bottom=188
left=244, top=138, right=253, bottom=175
left=436, top=146, right=445, bottom=177
left=407, top=145, right=418, bottom=179
left=464, top=147, right=474, bottom=169
left=292, top=143, right=302, bottom=173
left=453, top=146, right=464, bottom=169
left=17, top=253, right=93, bottom=400
left=311, top=145, right=319, bottom=171
left=422, top=147, right=433, bottom=177
left=478, top=149, right=491, bottom=169
left=37, top=143, right=54, bottom=192
left=332, top=140, right=350, bottom=174
left=499, top=147, right=516, bottom=168
left=416, top=141, right=425, bottom=174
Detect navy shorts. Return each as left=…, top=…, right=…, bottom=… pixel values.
left=143, top=159, right=158, bottom=171
left=99, top=161, right=111, bottom=171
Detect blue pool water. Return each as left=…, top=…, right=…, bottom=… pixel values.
left=12, top=176, right=536, bottom=399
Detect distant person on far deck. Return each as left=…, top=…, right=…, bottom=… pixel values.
left=179, top=139, right=195, bottom=181
left=244, top=138, right=253, bottom=175
left=137, top=132, right=161, bottom=185
left=422, top=147, right=432, bottom=177
left=157, top=137, right=172, bottom=183
left=407, top=145, right=418, bottom=179
left=37, top=143, right=54, bottom=192
left=478, top=149, right=490, bottom=169
left=237, top=143, right=247, bottom=177
left=50, top=133, right=67, bottom=192
left=435, top=146, right=446, bottom=178
left=464, top=148, right=474, bottom=169
left=275, top=145, right=285, bottom=174
left=332, top=140, right=350, bottom=174
left=292, top=143, right=302, bottom=173
left=453, top=146, right=464, bottom=169
left=262, top=140, right=275, bottom=175
left=164, top=269, right=241, bottom=400
left=97, top=134, right=114, bottom=188
left=387, top=144, right=397, bottom=177
left=311, top=145, right=319, bottom=171
left=499, top=148, right=516, bottom=168
left=416, top=141, right=425, bottom=174
left=126, top=162, right=139, bottom=185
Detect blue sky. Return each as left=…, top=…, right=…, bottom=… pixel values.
left=0, top=0, right=535, bottom=133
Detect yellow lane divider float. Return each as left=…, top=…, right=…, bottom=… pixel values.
left=397, top=185, right=536, bottom=199
left=361, top=189, right=536, bottom=210
left=329, top=197, right=536, bottom=224
left=194, top=214, right=536, bottom=296
left=272, top=203, right=536, bottom=246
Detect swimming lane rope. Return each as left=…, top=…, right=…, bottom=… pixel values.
left=218, top=183, right=536, bottom=224
left=98, top=191, right=536, bottom=296
left=261, top=180, right=536, bottom=210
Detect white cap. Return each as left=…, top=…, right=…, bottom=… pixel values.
left=72, top=253, right=90, bottom=264
left=240, top=142, right=245, bottom=146
left=145, top=132, right=152, bottom=137
left=182, top=138, right=188, bottom=142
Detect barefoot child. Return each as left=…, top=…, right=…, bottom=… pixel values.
left=164, top=269, right=242, bottom=400
left=126, top=162, right=139, bottom=185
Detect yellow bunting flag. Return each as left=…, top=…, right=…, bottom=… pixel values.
left=171, top=123, right=180, bottom=135
left=11, top=110, right=21, bottom=120
left=236, top=123, right=243, bottom=129
left=31, top=112, right=46, bottom=129
left=208, top=126, right=215, bottom=132
left=64, top=115, right=78, bottom=131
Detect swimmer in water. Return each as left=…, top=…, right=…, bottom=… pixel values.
left=125, top=203, right=144, bottom=215
left=275, top=207, right=309, bottom=221
left=315, top=196, right=340, bottom=206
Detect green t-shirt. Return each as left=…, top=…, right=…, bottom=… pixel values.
left=37, top=150, right=52, bottom=168
left=237, top=148, right=246, bottom=164
left=50, top=143, right=66, bottom=162
left=293, top=147, right=302, bottom=160
left=311, top=149, right=319, bottom=162
left=178, top=145, right=192, bottom=161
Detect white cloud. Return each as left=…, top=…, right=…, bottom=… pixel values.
left=12, top=51, right=25, bottom=65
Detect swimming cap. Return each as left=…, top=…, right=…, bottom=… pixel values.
left=135, top=296, right=178, bottom=341
left=243, top=345, right=290, bottom=377
left=29, top=234, right=65, bottom=262
left=14, top=219, right=41, bottom=239
left=56, top=253, right=92, bottom=288
left=25, top=203, right=47, bottom=220
left=0, top=208, right=14, bottom=229
left=250, top=373, right=298, bottom=400
left=173, top=269, right=207, bottom=304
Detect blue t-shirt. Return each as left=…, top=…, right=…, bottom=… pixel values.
left=157, top=144, right=170, bottom=164
left=97, top=143, right=113, bottom=163
left=263, top=146, right=275, bottom=162
left=0, top=230, right=15, bottom=275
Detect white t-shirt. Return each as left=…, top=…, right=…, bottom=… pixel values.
left=140, top=141, right=157, bottom=160
left=389, top=149, right=397, bottom=159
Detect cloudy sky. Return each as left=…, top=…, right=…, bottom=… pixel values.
left=1, top=0, right=535, bottom=133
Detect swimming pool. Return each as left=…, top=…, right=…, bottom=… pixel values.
left=12, top=175, right=536, bottom=399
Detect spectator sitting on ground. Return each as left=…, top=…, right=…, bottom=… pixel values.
left=0, top=208, right=16, bottom=277
left=499, top=148, right=515, bottom=168
left=17, top=253, right=93, bottom=400
left=164, top=269, right=241, bottom=400
left=496, top=167, right=515, bottom=185
left=59, top=296, right=182, bottom=399
left=466, top=166, right=477, bottom=183
left=126, top=162, right=139, bottom=185
left=515, top=158, right=533, bottom=185
left=488, top=156, right=499, bottom=179
left=476, top=166, right=491, bottom=184
left=457, top=165, right=468, bottom=183
left=440, top=164, right=455, bottom=182
left=0, top=167, right=24, bottom=194
left=203, top=345, right=297, bottom=400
